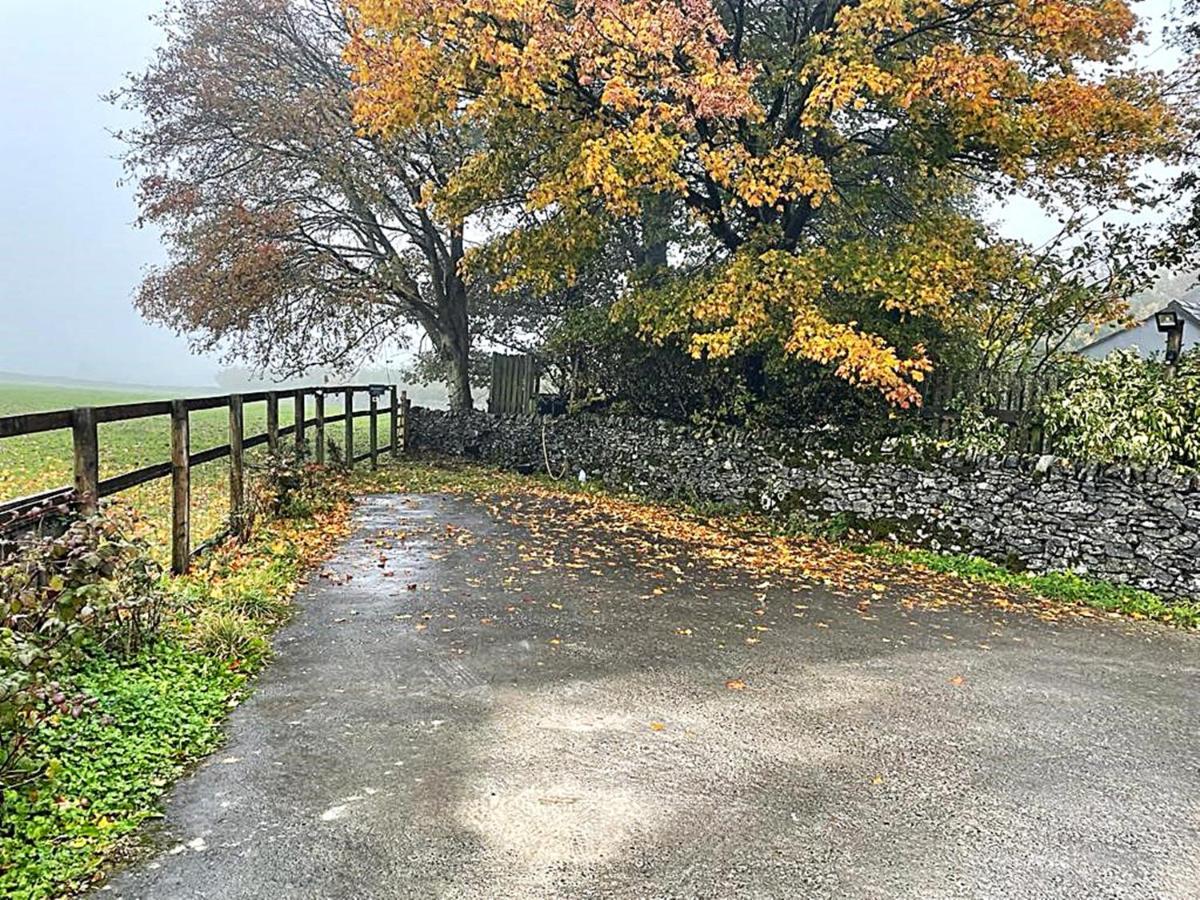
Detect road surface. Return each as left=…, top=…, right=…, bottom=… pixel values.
left=97, top=492, right=1200, bottom=899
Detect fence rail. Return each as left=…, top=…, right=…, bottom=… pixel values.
left=0, top=384, right=411, bottom=573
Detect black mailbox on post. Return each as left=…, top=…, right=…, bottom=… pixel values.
left=368, top=384, right=387, bottom=399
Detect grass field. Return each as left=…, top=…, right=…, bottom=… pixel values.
left=0, top=380, right=390, bottom=558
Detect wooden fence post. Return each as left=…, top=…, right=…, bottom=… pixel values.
left=266, top=391, right=279, bottom=453
left=315, top=391, right=326, bottom=464
left=390, top=386, right=399, bottom=459
left=294, top=390, right=305, bottom=454
left=401, top=391, right=411, bottom=454
left=369, top=391, right=379, bottom=469
left=344, top=387, right=354, bottom=468
left=72, top=407, right=99, bottom=517
left=228, top=394, right=246, bottom=540
left=170, top=400, right=190, bottom=575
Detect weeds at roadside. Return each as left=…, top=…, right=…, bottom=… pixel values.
left=859, top=544, right=1200, bottom=629
left=187, top=610, right=271, bottom=670
left=0, top=643, right=244, bottom=898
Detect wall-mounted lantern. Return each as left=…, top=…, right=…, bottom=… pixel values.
left=1155, top=309, right=1185, bottom=367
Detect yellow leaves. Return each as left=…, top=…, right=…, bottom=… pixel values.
left=347, top=0, right=1176, bottom=222
left=562, top=121, right=689, bottom=215
left=635, top=243, right=949, bottom=407
left=348, top=0, right=761, bottom=219
left=1022, top=0, right=1138, bottom=62
left=347, top=0, right=1178, bottom=413
left=802, top=58, right=902, bottom=127
left=724, top=679, right=746, bottom=691
left=699, top=143, right=833, bottom=210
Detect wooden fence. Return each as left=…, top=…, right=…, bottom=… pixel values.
left=488, top=353, right=539, bottom=415
left=921, top=369, right=1056, bottom=454
left=0, top=384, right=411, bottom=573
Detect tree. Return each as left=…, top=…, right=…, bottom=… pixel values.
left=1163, top=0, right=1200, bottom=275
left=114, top=0, right=477, bottom=410
left=346, top=0, right=1184, bottom=407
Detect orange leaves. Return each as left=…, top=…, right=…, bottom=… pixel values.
left=347, top=0, right=761, bottom=225
left=348, top=0, right=758, bottom=141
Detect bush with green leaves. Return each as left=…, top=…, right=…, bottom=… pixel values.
left=0, top=642, right=245, bottom=897
left=0, top=512, right=163, bottom=788
left=1040, top=349, right=1200, bottom=469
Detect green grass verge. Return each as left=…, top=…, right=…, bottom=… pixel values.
left=0, top=642, right=246, bottom=899
left=861, top=544, right=1200, bottom=628
left=1, top=473, right=350, bottom=898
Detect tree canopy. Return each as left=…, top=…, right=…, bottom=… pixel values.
left=346, top=0, right=1186, bottom=407
left=114, top=0, right=479, bottom=409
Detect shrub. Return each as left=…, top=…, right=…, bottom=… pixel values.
left=0, top=511, right=163, bottom=787
left=251, top=447, right=346, bottom=521
left=1039, top=349, right=1200, bottom=469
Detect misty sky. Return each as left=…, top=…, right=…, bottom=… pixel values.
left=0, top=0, right=223, bottom=386
left=0, top=0, right=1183, bottom=388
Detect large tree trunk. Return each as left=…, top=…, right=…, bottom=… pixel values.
left=444, top=333, right=473, bottom=412
left=438, top=275, right=473, bottom=413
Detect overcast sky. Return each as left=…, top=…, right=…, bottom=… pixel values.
left=0, top=0, right=220, bottom=386
left=0, top=0, right=1184, bottom=388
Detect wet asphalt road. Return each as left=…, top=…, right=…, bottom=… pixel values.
left=96, top=493, right=1200, bottom=899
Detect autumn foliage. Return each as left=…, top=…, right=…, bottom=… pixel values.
left=346, top=0, right=1181, bottom=406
